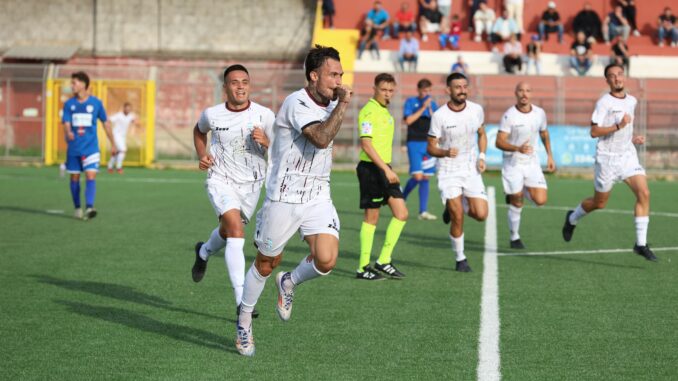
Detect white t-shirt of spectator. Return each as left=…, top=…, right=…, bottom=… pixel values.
left=591, top=92, right=637, bottom=158
left=499, top=104, right=547, bottom=165
left=474, top=8, right=496, bottom=23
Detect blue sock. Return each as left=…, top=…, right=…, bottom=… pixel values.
left=85, top=179, right=96, bottom=208
left=70, top=180, right=81, bottom=209
left=402, top=178, right=419, bottom=200
left=419, top=179, right=430, bottom=214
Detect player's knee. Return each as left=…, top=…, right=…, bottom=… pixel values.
left=592, top=199, right=607, bottom=210
left=394, top=209, right=408, bottom=221
left=533, top=196, right=547, bottom=207
left=255, top=254, right=280, bottom=277
left=472, top=210, right=488, bottom=221
left=222, top=226, right=244, bottom=238
left=638, top=188, right=650, bottom=203
left=314, top=257, right=336, bottom=274
left=413, top=173, right=424, bottom=181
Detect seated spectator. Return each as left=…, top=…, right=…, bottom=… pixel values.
left=473, top=1, right=496, bottom=42
left=420, top=0, right=443, bottom=42
left=502, top=34, right=523, bottom=74
left=505, top=0, right=525, bottom=35
left=367, top=1, right=391, bottom=40
left=358, top=20, right=380, bottom=59
left=467, top=0, right=483, bottom=32
left=440, top=14, right=462, bottom=50
left=525, top=34, right=542, bottom=75
left=610, top=38, right=630, bottom=72
left=538, top=2, right=564, bottom=44
left=570, top=31, right=593, bottom=76
left=603, top=5, right=630, bottom=44
left=657, top=7, right=678, bottom=47
left=573, top=2, right=602, bottom=43
left=491, top=9, right=520, bottom=47
left=399, top=31, right=420, bottom=72
left=451, top=55, right=470, bottom=75
left=322, top=0, right=335, bottom=28
left=393, top=2, right=416, bottom=36
left=618, top=0, right=640, bottom=37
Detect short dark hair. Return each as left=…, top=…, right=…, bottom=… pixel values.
left=374, top=73, right=396, bottom=86
left=446, top=72, right=467, bottom=86
left=604, top=62, right=624, bottom=78
left=223, top=64, right=249, bottom=82
left=417, top=78, right=432, bottom=89
left=123, top=102, right=132, bottom=107
left=304, top=45, right=341, bottom=81
left=71, top=71, right=90, bottom=89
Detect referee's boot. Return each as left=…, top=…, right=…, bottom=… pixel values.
left=374, top=262, right=405, bottom=278
left=192, top=242, right=208, bottom=282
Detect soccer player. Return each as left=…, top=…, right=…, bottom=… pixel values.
left=190, top=64, right=275, bottom=318
left=235, top=46, right=352, bottom=356
left=107, top=102, right=138, bottom=174
left=562, top=63, right=656, bottom=261
left=427, top=72, right=488, bottom=272
left=356, top=73, right=407, bottom=281
left=495, top=82, right=556, bottom=249
left=62, top=71, right=117, bottom=220
left=402, top=78, right=439, bottom=221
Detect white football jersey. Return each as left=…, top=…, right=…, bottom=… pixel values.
left=110, top=111, right=135, bottom=137
left=266, top=88, right=337, bottom=204
left=428, top=100, right=484, bottom=176
left=196, top=101, right=275, bottom=184
left=591, top=93, right=637, bottom=157
left=499, top=104, right=547, bottom=165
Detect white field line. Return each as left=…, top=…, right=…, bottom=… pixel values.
left=498, top=246, right=678, bottom=257
left=478, top=186, right=501, bottom=381
left=496, top=203, right=678, bottom=218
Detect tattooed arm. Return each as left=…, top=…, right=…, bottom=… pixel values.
left=302, top=85, right=352, bottom=149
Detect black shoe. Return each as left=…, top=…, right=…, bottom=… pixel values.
left=442, top=208, right=451, bottom=224
left=236, top=304, right=259, bottom=319
left=455, top=259, right=472, bottom=272
left=374, top=262, right=405, bottom=278
left=562, top=210, right=576, bottom=242
left=510, top=239, right=525, bottom=249
left=191, top=242, right=207, bottom=282
left=633, top=244, right=658, bottom=262
left=356, top=266, right=385, bottom=281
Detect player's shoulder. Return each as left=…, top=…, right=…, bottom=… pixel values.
left=466, top=100, right=484, bottom=114
left=531, top=103, right=546, bottom=115
left=249, top=100, right=275, bottom=116
left=88, top=96, right=104, bottom=106
left=625, top=93, right=638, bottom=103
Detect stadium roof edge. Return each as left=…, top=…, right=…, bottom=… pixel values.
left=3, top=45, right=78, bottom=61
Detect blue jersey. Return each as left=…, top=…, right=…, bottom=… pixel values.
left=403, top=96, right=438, bottom=141
left=62, top=96, right=107, bottom=156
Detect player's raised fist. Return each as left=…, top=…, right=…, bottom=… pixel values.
left=620, top=113, right=631, bottom=128
left=198, top=154, right=214, bottom=170
left=448, top=148, right=459, bottom=158
left=519, top=142, right=533, bottom=155
left=252, top=127, right=270, bottom=149
left=632, top=135, right=645, bottom=145
left=335, top=85, right=353, bottom=103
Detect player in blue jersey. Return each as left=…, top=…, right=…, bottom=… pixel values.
left=62, top=71, right=117, bottom=220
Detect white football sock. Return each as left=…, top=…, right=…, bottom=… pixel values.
left=107, top=154, right=116, bottom=169
left=116, top=151, right=126, bottom=169
left=508, top=205, right=522, bottom=241
left=569, top=204, right=587, bottom=225
left=224, top=238, right=245, bottom=306
left=239, top=265, right=269, bottom=327
left=635, top=216, right=649, bottom=246
left=450, top=234, right=465, bottom=261
left=199, top=227, right=226, bottom=261
left=290, top=255, right=328, bottom=288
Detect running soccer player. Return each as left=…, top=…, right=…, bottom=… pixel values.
left=427, top=72, right=488, bottom=272
left=235, top=46, right=352, bottom=356
left=62, top=71, right=117, bottom=220
left=107, top=102, right=138, bottom=174
left=562, top=63, right=656, bottom=261
left=356, top=73, right=407, bottom=281
left=496, top=82, right=556, bottom=249
left=190, top=64, right=275, bottom=318
left=402, top=78, right=439, bottom=220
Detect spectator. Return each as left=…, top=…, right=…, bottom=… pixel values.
left=570, top=31, right=593, bottom=76
left=399, top=30, right=420, bottom=71
left=538, top=2, right=564, bottom=43
left=657, top=7, right=678, bottom=47
left=618, top=0, right=640, bottom=37
left=358, top=20, right=380, bottom=59
left=603, top=5, right=630, bottom=44
left=473, top=1, right=496, bottom=42
left=502, top=34, right=523, bottom=74
left=468, top=0, right=483, bottom=31
left=451, top=55, right=469, bottom=75
left=393, top=2, right=417, bottom=36
left=610, top=37, right=630, bottom=72
left=491, top=8, right=520, bottom=47
left=573, top=2, right=602, bottom=43
left=440, top=14, right=463, bottom=49
left=504, top=0, right=524, bottom=35
left=525, top=34, right=542, bottom=75
left=420, top=0, right=444, bottom=42
left=322, top=0, right=335, bottom=28
left=367, top=1, right=391, bottom=40
left=438, top=0, right=452, bottom=18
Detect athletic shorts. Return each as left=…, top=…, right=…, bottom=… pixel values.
left=66, top=152, right=100, bottom=173
left=254, top=197, right=340, bottom=257
left=594, top=151, right=645, bottom=193
left=501, top=162, right=547, bottom=195
left=407, top=141, right=436, bottom=176
left=206, top=178, right=263, bottom=223
left=437, top=168, right=487, bottom=203
left=356, top=161, right=404, bottom=209
left=113, top=133, right=127, bottom=152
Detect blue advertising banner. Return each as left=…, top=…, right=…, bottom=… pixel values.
left=484, top=125, right=596, bottom=168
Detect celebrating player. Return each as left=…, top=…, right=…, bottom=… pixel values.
left=235, top=46, right=352, bottom=356
left=62, top=71, right=117, bottom=220
left=427, top=72, right=488, bottom=272
left=190, top=64, right=274, bottom=319
left=107, top=102, right=138, bottom=174
left=356, top=73, right=407, bottom=281
left=495, top=82, right=555, bottom=249
left=562, top=63, right=656, bottom=261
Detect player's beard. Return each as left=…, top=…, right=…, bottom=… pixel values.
left=451, top=94, right=466, bottom=106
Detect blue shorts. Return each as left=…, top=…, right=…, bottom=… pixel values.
left=66, top=152, right=101, bottom=173
left=407, top=141, right=436, bottom=176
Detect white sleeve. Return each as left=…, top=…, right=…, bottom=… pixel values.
left=428, top=113, right=442, bottom=138
left=591, top=99, right=607, bottom=125
left=196, top=110, right=210, bottom=133
left=539, top=109, right=547, bottom=131
left=477, top=105, right=485, bottom=130
left=264, top=109, right=276, bottom=141
left=290, top=100, right=324, bottom=133
left=499, top=110, right=511, bottom=133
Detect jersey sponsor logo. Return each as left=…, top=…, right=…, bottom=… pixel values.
left=361, top=121, right=373, bottom=135
left=72, top=113, right=93, bottom=127
left=445, top=125, right=457, bottom=129
left=298, top=99, right=310, bottom=109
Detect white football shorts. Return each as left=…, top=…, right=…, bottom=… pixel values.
left=501, top=162, right=547, bottom=195
left=437, top=168, right=488, bottom=203
left=594, top=151, right=645, bottom=193
left=205, top=178, right=263, bottom=223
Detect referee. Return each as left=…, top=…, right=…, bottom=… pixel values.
left=356, top=73, right=408, bottom=280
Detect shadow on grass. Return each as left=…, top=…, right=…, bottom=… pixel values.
left=55, top=300, right=238, bottom=353
left=0, top=206, right=74, bottom=220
